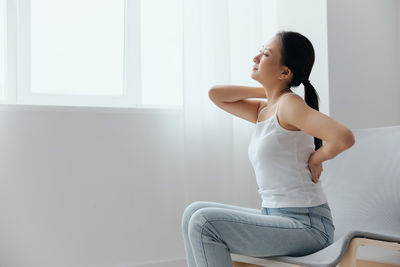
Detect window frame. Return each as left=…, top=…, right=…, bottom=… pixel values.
left=2, top=0, right=143, bottom=108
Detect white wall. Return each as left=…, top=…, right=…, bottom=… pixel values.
left=327, top=0, right=400, bottom=129
left=0, top=106, right=188, bottom=267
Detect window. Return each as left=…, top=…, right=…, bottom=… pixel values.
left=0, top=0, right=183, bottom=108
left=31, top=0, right=124, bottom=97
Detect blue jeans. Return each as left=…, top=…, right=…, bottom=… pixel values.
left=181, top=201, right=335, bottom=267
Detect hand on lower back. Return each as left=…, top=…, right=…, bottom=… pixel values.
left=308, top=151, right=323, bottom=183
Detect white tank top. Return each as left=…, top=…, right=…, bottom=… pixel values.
left=248, top=92, right=328, bottom=208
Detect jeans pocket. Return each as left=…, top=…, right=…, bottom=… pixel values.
left=321, top=216, right=335, bottom=246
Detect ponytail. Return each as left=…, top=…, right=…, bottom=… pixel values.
left=276, top=30, right=322, bottom=151
left=303, top=81, right=322, bottom=151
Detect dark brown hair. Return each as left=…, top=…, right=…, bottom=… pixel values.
left=276, top=30, right=322, bottom=151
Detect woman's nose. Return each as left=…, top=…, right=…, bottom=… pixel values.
left=253, top=53, right=261, bottom=63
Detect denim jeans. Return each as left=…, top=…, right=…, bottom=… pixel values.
left=181, top=201, right=335, bottom=267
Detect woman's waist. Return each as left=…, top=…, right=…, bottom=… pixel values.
left=257, top=184, right=324, bottom=194
left=255, top=170, right=318, bottom=189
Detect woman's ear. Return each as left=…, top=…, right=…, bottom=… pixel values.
left=279, top=66, right=292, bottom=80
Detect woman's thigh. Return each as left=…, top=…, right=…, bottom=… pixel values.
left=188, top=206, right=326, bottom=258
left=182, top=201, right=261, bottom=230
left=265, top=203, right=335, bottom=248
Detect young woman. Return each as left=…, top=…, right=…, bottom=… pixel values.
left=181, top=31, right=355, bottom=267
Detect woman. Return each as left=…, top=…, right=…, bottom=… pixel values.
left=181, top=31, right=355, bottom=267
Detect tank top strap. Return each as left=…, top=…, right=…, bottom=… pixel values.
left=274, top=92, right=297, bottom=116
left=256, top=103, right=269, bottom=123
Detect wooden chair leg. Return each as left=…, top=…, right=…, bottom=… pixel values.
left=339, top=238, right=359, bottom=267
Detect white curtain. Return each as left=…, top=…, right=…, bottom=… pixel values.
left=182, top=0, right=278, bottom=207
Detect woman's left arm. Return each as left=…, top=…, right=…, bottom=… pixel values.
left=280, top=94, right=356, bottom=182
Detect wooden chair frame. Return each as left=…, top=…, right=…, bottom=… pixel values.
left=232, top=237, right=400, bottom=267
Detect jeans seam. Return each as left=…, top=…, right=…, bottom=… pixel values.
left=206, top=218, right=307, bottom=229
left=201, top=226, right=208, bottom=266
left=321, top=217, right=332, bottom=246
left=200, top=220, right=210, bottom=267
left=321, top=217, right=327, bottom=234
left=307, top=208, right=329, bottom=247
left=321, top=217, right=329, bottom=246
left=199, top=217, right=233, bottom=267
left=207, top=218, right=326, bottom=248
left=306, top=226, right=328, bottom=247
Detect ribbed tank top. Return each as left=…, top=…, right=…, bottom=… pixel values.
left=247, top=92, right=328, bottom=208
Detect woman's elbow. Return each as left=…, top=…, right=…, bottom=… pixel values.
left=341, top=130, right=356, bottom=149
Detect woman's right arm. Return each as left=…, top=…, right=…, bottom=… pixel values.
left=208, top=85, right=266, bottom=102
left=208, top=85, right=267, bottom=124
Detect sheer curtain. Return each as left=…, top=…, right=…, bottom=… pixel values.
left=182, top=0, right=278, bottom=207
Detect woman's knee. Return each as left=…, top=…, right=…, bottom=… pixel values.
left=181, top=201, right=211, bottom=231
left=187, top=208, right=211, bottom=240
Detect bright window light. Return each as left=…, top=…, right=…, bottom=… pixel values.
left=30, top=0, right=124, bottom=96
left=140, top=0, right=183, bottom=106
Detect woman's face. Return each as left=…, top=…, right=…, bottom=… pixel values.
left=251, top=35, right=288, bottom=85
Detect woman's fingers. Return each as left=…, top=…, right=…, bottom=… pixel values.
left=310, top=166, right=322, bottom=183
left=316, top=169, right=322, bottom=183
